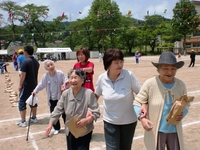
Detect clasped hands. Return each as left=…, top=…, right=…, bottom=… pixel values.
left=139, top=104, right=184, bottom=131
left=139, top=104, right=153, bottom=131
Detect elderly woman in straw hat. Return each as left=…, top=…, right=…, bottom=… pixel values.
left=134, top=51, right=191, bottom=150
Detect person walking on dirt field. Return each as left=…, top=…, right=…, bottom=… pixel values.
left=95, top=48, right=142, bottom=150
left=188, top=49, right=196, bottom=67
left=32, top=59, right=68, bottom=135
left=17, top=46, right=40, bottom=127
left=17, top=49, right=26, bottom=76
left=12, top=51, right=18, bottom=71
left=46, top=69, right=100, bottom=150
left=135, top=51, right=140, bottom=64
left=134, top=51, right=191, bottom=150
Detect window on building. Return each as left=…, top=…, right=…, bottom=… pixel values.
left=193, top=42, right=200, bottom=47
left=193, top=31, right=200, bottom=37
left=186, top=43, right=191, bottom=48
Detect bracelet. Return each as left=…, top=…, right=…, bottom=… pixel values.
left=138, top=112, right=144, bottom=121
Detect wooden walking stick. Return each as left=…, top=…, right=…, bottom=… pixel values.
left=26, top=94, right=35, bottom=141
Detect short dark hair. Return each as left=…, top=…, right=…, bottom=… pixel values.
left=24, top=46, right=34, bottom=55
left=68, top=69, right=86, bottom=85
left=76, top=47, right=90, bottom=62
left=103, top=48, right=124, bottom=70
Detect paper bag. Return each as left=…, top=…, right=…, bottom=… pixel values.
left=66, top=114, right=87, bottom=138
left=166, top=94, right=194, bottom=125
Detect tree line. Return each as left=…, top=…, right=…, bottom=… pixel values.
left=0, top=0, right=199, bottom=55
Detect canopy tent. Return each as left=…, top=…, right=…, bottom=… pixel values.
left=0, top=50, right=8, bottom=55
left=36, top=48, right=72, bottom=53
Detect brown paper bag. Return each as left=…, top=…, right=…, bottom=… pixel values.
left=66, top=114, right=87, bottom=138
left=166, top=94, right=194, bottom=125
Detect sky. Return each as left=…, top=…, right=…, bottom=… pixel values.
left=0, top=0, right=182, bottom=24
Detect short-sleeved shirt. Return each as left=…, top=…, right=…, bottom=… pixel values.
left=95, top=69, right=141, bottom=124
left=17, top=54, right=26, bottom=70
left=73, top=61, right=94, bottom=91
left=21, top=56, right=40, bottom=89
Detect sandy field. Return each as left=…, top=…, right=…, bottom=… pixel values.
left=0, top=55, right=200, bottom=150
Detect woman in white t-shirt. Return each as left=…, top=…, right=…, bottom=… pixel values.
left=95, top=48, right=141, bottom=150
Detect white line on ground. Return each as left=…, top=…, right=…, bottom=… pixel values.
left=0, top=90, right=199, bottom=150
left=0, top=113, right=50, bottom=123
left=0, top=119, right=199, bottom=142
left=188, top=90, right=200, bottom=94
left=29, top=131, right=39, bottom=150
left=183, top=120, right=200, bottom=127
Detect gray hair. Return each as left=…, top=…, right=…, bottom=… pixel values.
left=43, top=59, right=54, bottom=69
left=68, top=69, right=86, bottom=85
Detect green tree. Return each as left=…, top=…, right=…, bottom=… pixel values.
left=0, top=1, right=68, bottom=48
left=172, top=0, right=200, bottom=55
left=0, top=1, right=22, bottom=49
left=143, top=14, right=166, bottom=53
left=119, top=16, right=139, bottom=53
left=19, top=4, right=67, bottom=47
left=89, top=0, right=121, bottom=52
left=62, top=21, right=84, bottom=50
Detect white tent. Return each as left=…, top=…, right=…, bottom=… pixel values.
left=36, top=48, right=72, bottom=53
left=0, top=50, right=8, bottom=55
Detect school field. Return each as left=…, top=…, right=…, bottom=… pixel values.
left=0, top=55, right=200, bottom=150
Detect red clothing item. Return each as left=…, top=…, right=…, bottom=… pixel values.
left=12, top=53, right=18, bottom=62
left=73, top=61, right=94, bottom=92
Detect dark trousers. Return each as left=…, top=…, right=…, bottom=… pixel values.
left=66, top=131, right=92, bottom=150
left=4, top=65, right=7, bottom=72
left=50, top=100, right=66, bottom=130
left=104, top=121, right=137, bottom=150
left=136, top=58, right=139, bottom=64
left=188, top=59, right=195, bottom=67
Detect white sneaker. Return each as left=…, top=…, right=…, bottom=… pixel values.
left=31, top=118, right=38, bottom=123
left=16, top=121, right=27, bottom=127
left=54, top=130, right=60, bottom=135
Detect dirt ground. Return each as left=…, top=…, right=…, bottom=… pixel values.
left=0, top=55, right=200, bottom=150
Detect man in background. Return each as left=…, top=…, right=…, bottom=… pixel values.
left=17, top=49, right=26, bottom=76
left=0, top=58, right=9, bottom=74
left=17, top=46, right=40, bottom=127
left=12, top=51, right=18, bottom=71
left=188, top=49, right=196, bottom=67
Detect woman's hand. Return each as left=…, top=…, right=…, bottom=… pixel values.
left=45, top=123, right=53, bottom=137
left=176, top=112, right=183, bottom=121
left=139, top=103, right=148, bottom=119
left=61, top=84, right=66, bottom=92
left=141, top=118, right=153, bottom=131
left=32, top=91, right=36, bottom=95
left=77, top=115, right=94, bottom=128
left=77, top=118, right=88, bottom=128
left=18, top=85, right=22, bottom=93
left=86, top=110, right=93, bottom=118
